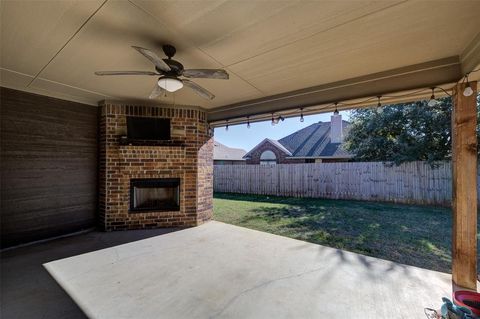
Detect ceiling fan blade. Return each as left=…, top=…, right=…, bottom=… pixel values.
left=95, top=71, right=159, bottom=76
left=183, top=79, right=215, bottom=100
left=182, top=69, right=229, bottom=80
left=131, top=46, right=171, bottom=72
left=149, top=84, right=165, bottom=99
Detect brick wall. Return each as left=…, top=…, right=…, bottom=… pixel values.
left=99, top=102, right=213, bottom=231
left=196, top=137, right=214, bottom=224
left=245, top=140, right=305, bottom=165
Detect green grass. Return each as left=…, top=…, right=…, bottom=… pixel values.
left=213, top=193, right=480, bottom=273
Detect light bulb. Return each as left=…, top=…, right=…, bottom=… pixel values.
left=300, top=108, right=304, bottom=122
left=376, top=96, right=383, bottom=112
left=428, top=88, right=438, bottom=107
left=428, top=97, right=438, bottom=107
left=225, top=125, right=228, bottom=131
left=247, top=122, right=250, bottom=128
left=463, top=84, right=473, bottom=97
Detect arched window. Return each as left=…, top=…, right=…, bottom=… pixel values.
left=260, top=150, right=277, bottom=165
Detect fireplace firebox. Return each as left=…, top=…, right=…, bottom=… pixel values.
left=130, top=178, right=180, bottom=212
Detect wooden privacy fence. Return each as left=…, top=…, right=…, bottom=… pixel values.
left=214, top=161, right=480, bottom=206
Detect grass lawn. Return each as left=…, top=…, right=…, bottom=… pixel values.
left=213, top=193, right=480, bottom=273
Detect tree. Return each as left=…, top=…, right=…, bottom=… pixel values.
left=344, top=95, right=480, bottom=164
left=344, top=98, right=453, bottom=164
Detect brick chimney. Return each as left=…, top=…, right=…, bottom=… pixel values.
left=98, top=102, right=213, bottom=231
left=330, top=112, right=343, bottom=143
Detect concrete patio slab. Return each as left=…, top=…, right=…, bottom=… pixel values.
left=1, top=228, right=179, bottom=319
left=44, top=221, right=451, bottom=318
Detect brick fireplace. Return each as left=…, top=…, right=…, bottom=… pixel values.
left=99, top=102, right=213, bottom=231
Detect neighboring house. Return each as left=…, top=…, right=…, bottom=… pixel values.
left=243, top=112, right=353, bottom=165
left=214, top=141, right=247, bottom=165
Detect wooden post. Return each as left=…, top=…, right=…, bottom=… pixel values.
left=452, top=80, right=478, bottom=291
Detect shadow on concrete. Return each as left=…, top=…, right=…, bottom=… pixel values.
left=0, top=228, right=180, bottom=319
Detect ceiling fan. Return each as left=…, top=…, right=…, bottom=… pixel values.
left=95, top=44, right=229, bottom=100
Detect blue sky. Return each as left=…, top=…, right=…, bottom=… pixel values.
left=214, top=111, right=350, bottom=151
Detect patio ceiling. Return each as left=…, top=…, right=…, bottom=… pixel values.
left=1, top=0, right=480, bottom=124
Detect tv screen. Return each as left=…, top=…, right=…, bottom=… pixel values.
left=126, top=117, right=170, bottom=140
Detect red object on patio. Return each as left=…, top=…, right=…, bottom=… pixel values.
left=453, top=290, right=480, bottom=316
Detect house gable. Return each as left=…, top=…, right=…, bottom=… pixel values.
left=243, top=119, right=353, bottom=165
left=244, top=139, right=303, bottom=165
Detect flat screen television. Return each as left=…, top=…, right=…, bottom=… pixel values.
left=126, top=117, right=171, bottom=140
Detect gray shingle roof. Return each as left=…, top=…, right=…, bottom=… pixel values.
left=277, top=120, right=352, bottom=158
left=214, top=141, right=247, bottom=161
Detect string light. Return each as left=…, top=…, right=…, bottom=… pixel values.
left=273, top=115, right=285, bottom=124
left=463, top=84, right=474, bottom=97
left=463, top=75, right=474, bottom=97
left=428, top=88, right=438, bottom=107
left=212, top=68, right=479, bottom=127
left=376, top=96, right=383, bottom=113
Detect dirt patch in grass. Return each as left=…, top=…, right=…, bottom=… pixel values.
left=213, top=193, right=480, bottom=273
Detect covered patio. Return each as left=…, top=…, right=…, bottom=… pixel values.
left=1, top=1, right=480, bottom=318
left=3, top=222, right=451, bottom=318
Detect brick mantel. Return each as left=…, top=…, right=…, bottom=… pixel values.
left=98, top=102, right=213, bottom=231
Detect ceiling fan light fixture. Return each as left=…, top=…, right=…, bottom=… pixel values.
left=158, top=77, right=183, bottom=92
